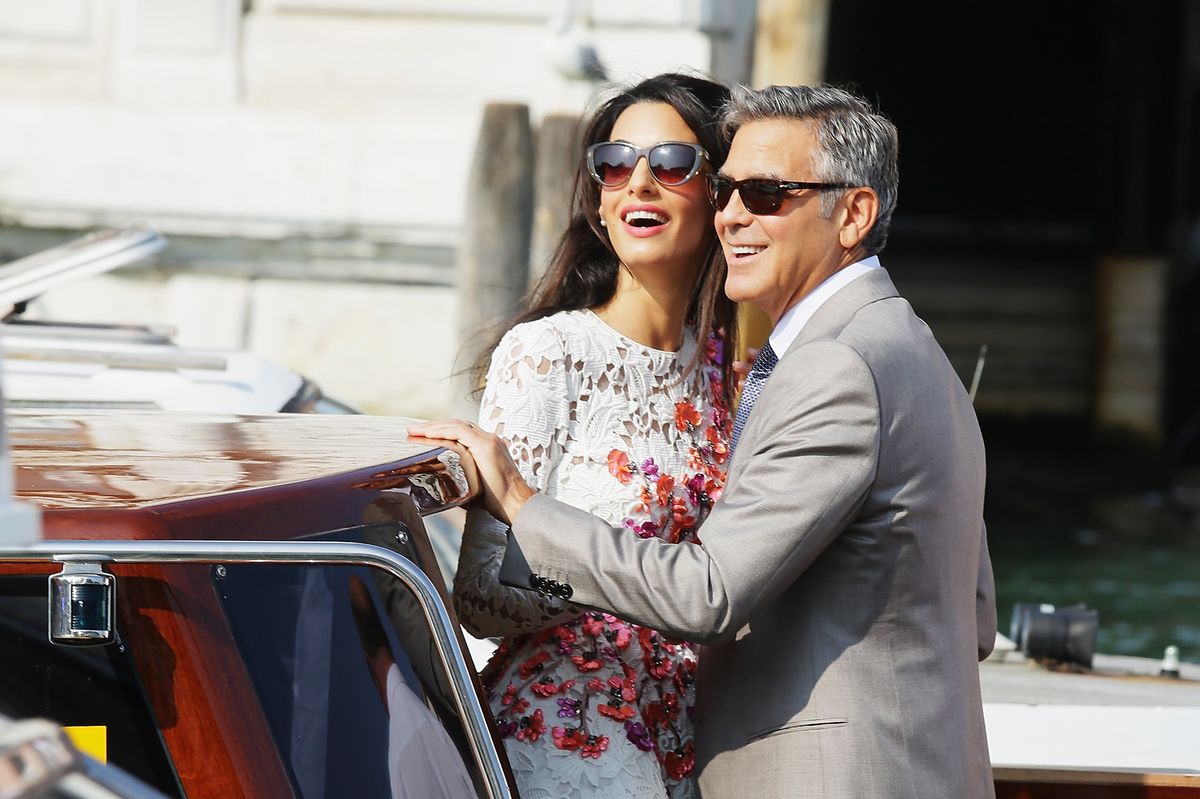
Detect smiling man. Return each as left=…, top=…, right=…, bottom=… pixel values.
left=411, top=85, right=996, bottom=798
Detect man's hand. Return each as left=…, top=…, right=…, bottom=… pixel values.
left=407, top=419, right=535, bottom=525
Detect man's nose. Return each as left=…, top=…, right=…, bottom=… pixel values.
left=717, top=186, right=753, bottom=227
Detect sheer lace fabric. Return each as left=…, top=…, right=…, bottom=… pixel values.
left=454, top=310, right=730, bottom=799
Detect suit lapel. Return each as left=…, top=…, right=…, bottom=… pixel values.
left=727, top=268, right=899, bottom=474
left=789, top=267, right=899, bottom=352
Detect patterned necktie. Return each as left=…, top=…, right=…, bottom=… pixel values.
left=731, top=341, right=779, bottom=453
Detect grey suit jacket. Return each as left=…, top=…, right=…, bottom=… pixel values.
left=500, top=269, right=997, bottom=798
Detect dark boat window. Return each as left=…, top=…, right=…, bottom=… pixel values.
left=0, top=575, right=183, bottom=797
left=214, top=545, right=482, bottom=798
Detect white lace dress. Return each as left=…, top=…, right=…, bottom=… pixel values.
left=454, top=309, right=731, bottom=799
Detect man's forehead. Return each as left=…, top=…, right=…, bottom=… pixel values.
left=724, top=118, right=815, bottom=178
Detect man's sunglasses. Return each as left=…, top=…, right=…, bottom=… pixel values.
left=706, top=174, right=854, bottom=215
left=586, top=141, right=708, bottom=188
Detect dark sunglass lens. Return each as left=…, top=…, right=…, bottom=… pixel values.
left=649, top=144, right=698, bottom=185
left=740, top=180, right=784, bottom=214
left=592, top=144, right=635, bottom=186
left=706, top=176, right=729, bottom=209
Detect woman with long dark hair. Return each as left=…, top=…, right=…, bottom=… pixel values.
left=453, top=72, right=736, bottom=797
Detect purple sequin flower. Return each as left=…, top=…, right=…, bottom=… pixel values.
left=641, top=458, right=660, bottom=478
left=557, top=697, right=581, bottom=719
left=707, top=336, right=724, bottom=366
left=635, top=520, right=660, bottom=539
left=624, top=721, right=655, bottom=752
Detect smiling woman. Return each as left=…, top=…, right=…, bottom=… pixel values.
left=457, top=72, right=736, bottom=799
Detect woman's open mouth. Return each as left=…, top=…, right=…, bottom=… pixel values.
left=621, top=206, right=670, bottom=237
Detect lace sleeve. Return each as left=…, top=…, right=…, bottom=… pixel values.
left=453, top=321, right=577, bottom=637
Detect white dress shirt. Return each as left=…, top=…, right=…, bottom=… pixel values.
left=768, top=256, right=881, bottom=358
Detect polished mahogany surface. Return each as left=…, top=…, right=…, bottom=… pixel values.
left=10, top=410, right=450, bottom=510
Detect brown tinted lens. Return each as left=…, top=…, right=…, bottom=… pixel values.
left=648, top=144, right=699, bottom=185
left=707, top=175, right=732, bottom=209
left=592, top=143, right=636, bottom=186
left=738, top=180, right=785, bottom=214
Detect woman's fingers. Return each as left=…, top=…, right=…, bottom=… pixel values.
left=732, top=347, right=761, bottom=392
left=408, top=419, right=531, bottom=524
left=407, top=419, right=476, bottom=443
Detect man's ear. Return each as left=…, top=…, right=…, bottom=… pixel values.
left=837, top=187, right=879, bottom=250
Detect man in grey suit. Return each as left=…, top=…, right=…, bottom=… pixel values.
left=412, top=84, right=996, bottom=798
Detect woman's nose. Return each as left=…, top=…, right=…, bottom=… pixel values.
left=626, top=156, right=657, bottom=194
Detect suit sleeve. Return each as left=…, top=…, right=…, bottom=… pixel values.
left=976, top=520, right=997, bottom=660
left=453, top=323, right=577, bottom=638
left=505, top=340, right=879, bottom=643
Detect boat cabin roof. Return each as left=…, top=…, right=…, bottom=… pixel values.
left=10, top=410, right=454, bottom=511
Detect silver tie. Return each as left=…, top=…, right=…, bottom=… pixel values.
left=731, top=341, right=779, bottom=453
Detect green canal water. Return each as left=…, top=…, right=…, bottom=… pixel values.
left=984, top=420, right=1200, bottom=666
left=990, top=538, right=1200, bottom=664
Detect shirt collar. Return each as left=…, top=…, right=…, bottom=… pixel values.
left=768, top=255, right=882, bottom=358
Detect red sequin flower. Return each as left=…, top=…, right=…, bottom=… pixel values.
left=519, top=651, right=551, bottom=680
left=516, top=709, right=546, bottom=742
left=675, top=401, right=702, bottom=432
left=607, top=449, right=635, bottom=484
left=581, top=734, right=610, bottom=759
left=665, top=742, right=696, bottom=780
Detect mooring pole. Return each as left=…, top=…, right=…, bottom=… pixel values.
left=530, top=112, right=580, bottom=289
left=453, top=103, right=535, bottom=417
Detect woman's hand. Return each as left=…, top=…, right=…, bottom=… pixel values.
left=732, top=346, right=759, bottom=396
left=407, top=420, right=535, bottom=525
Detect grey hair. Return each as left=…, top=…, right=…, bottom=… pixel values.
left=721, top=84, right=899, bottom=254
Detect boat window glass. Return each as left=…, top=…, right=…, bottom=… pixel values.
left=214, top=550, right=483, bottom=798
left=0, top=575, right=183, bottom=796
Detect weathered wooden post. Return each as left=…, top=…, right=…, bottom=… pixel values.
left=530, top=112, right=580, bottom=288
left=453, top=103, right=535, bottom=418
left=751, top=0, right=832, bottom=87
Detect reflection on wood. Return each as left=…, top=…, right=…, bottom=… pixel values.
left=118, top=564, right=292, bottom=798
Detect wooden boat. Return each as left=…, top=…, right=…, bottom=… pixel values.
left=0, top=410, right=511, bottom=798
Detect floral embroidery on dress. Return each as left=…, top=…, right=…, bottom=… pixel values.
left=455, top=310, right=730, bottom=799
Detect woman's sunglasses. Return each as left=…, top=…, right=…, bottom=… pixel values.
left=586, top=141, right=708, bottom=188
left=706, top=174, right=854, bottom=215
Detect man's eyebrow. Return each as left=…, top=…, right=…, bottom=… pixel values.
left=715, top=171, right=788, bottom=181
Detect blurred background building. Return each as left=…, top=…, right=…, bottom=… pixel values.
left=0, top=0, right=754, bottom=417
left=2, top=0, right=1196, bottom=439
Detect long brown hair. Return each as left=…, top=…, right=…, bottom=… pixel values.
left=473, top=72, right=738, bottom=404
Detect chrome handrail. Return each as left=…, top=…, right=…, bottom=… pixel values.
left=0, top=540, right=511, bottom=799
